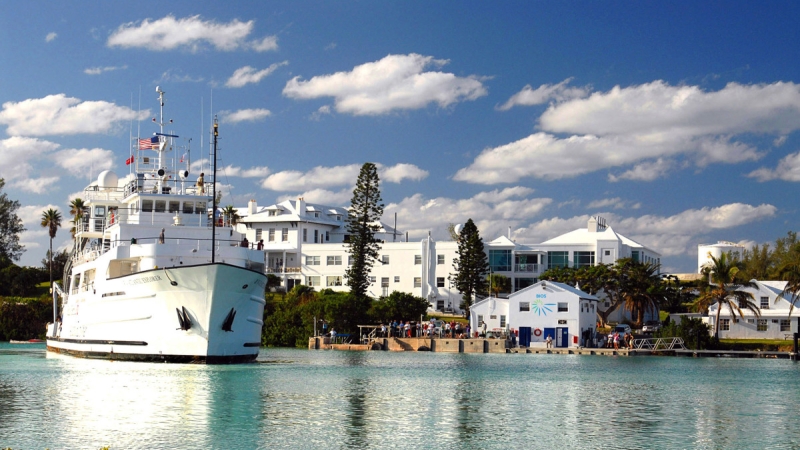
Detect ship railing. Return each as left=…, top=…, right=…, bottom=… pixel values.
left=71, top=236, right=269, bottom=265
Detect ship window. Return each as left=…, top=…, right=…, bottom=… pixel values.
left=195, top=201, right=206, bottom=215
left=168, top=201, right=180, bottom=213
left=94, top=206, right=105, bottom=217
left=141, top=200, right=153, bottom=212
left=182, top=201, right=194, bottom=214
left=154, top=200, right=166, bottom=213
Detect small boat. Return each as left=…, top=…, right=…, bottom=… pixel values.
left=46, top=87, right=267, bottom=363
left=10, top=339, right=44, bottom=344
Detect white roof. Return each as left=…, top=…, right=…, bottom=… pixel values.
left=542, top=225, right=651, bottom=251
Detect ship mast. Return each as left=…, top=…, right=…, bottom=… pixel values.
left=212, top=117, right=218, bottom=263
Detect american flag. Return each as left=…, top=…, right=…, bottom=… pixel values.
left=138, top=136, right=159, bottom=150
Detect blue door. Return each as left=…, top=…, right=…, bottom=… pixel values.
left=543, top=328, right=556, bottom=345
left=556, top=327, right=569, bottom=348
left=519, top=327, right=531, bottom=347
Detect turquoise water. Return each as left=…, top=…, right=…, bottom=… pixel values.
left=2, top=343, right=800, bottom=449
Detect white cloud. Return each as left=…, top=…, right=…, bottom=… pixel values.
left=586, top=198, right=628, bottom=210
left=774, top=135, right=788, bottom=147
left=107, top=15, right=258, bottom=52
left=539, top=80, right=800, bottom=137
left=283, top=53, right=487, bottom=115
left=250, top=35, right=278, bottom=52
left=456, top=80, right=795, bottom=184
left=45, top=32, right=57, bottom=42
left=386, top=187, right=552, bottom=241
left=220, top=165, right=270, bottom=178
left=261, top=163, right=428, bottom=191
left=0, top=94, right=148, bottom=136
left=156, top=69, right=204, bottom=83
left=608, top=158, right=674, bottom=182
left=220, top=108, right=272, bottom=123
left=380, top=163, right=429, bottom=183
left=12, top=176, right=60, bottom=194
left=748, top=151, right=800, bottom=182
left=225, top=61, right=288, bottom=88
left=54, top=148, right=115, bottom=176
left=497, top=78, right=590, bottom=110
left=310, top=105, right=332, bottom=121
left=0, top=137, right=60, bottom=183
left=84, top=65, right=128, bottom=75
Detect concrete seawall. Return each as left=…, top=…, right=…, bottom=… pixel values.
left=309, top=336, right=510, bottom=353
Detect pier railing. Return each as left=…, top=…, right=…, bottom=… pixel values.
left=632, top=337, right=686, bottom=351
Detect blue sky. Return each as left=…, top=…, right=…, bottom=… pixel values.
left=1, top=1, right=799, bottom=272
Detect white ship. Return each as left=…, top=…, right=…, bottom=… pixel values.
left=46, top=88, right=267, bottom=363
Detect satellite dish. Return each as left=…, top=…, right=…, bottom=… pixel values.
left=97, top=170, right=118, bottom=191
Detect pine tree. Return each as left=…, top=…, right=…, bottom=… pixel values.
left=0, top=179, right=25, bottom=262
left=344, top=162, right=384, bottom=298
left=452, top=219, right=488, bottom=315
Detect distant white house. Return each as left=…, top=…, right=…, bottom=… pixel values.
left=470, top=281, right=599, bottom=348
left=707, top=280, right=800, bottom=339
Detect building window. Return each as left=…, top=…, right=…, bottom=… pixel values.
left=436, top=277, right=445, bottom=288
left=573, top=251, right=595, bottom=268
left=720, top=319, right=730, bottom=331
left=757, top=319, right=767, bottom=331
left=414, top=255, right=421, bottom=265
left=325, top=231, right=329, bottom=242
left=519, top=302, right=530, bottom=312
left=437, top=254, right=445, bottom=265
left=307, top=276, right=320, bottom=287
left=348, top=256, right=353, bottom=266
left=548, top=251, right=569, bottom=270
left=558, top=302, right=568, bottom=312
left=281, top=228, right=288, bottom=241
left=394, top=276, right=400, bottom=283
left=326, top=276, right=342, bottom=286
left=781, top=320, right=791, bottom=332
left=500, top=315, right=506, bottom=328
left=268, top=228, right=275, bottom=242
left=515, top=254, right=538, bottom=272
left=381, top=277, right=389, bottom=296
left=490, top=315, right=497, bottom=320
left=327, top=255, right=342, bottom=265
left=369, top=276, right=376, bottom=283
left=314, top=229, right=319, bottom=243
left=382, top=255, right=390, bottom=265
left=477, top=315, right=484, bottom=324
left=303, top=229, right=307, bottom=242
left=306, top=256, right=320, bottom=266
left=255, top=228, right=262, bottom=241
left=489, top=249, right=512, bottom=272
left=761, top=296, right=769, bottom=309
left=631, top=250, right=640, bottom=262
left=514, top=278, right=536, bottom=291
left=414, top=277, right=421, bottom=288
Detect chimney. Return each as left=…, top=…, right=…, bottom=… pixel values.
left=297, top=197, right=306, bottom=217
left=248, top=199, right=257, bottom=216
left=588, top=217, right=598, bottom=232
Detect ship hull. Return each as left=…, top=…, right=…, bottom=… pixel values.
left=47, top=263, right=267, bottom=364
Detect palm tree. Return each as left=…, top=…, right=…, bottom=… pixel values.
left=222, top=205, right=240, bottom=227
left=777, top=240, right=800, bottom=316
left=41, top=208, right=62, bottom=291
left=696, top=252, right=760, bottom=338
left=69, top=198, right=86, bottom=238
left=621, top=261, right=663, bottom=328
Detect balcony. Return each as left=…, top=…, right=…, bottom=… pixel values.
left=515, top=263, right=539, bottom=273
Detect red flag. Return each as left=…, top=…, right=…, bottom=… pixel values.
left=125, top=156, right=134, bottom=165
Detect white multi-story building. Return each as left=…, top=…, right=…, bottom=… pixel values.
left=697, top=241, right=747, bottom=273
left=237, top=200, right=661, bottom=315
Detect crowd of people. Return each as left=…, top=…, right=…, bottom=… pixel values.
left=599, top=331, right=635, bottom=349
left=377, top=319, right=472, bottom=339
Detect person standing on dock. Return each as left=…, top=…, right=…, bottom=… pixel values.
left=546, top=335, right=552, bottom=348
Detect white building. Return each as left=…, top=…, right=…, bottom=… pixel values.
left=697, top=241, right=747, bottom=273
left=707, top=280, right=800, bottom=339
left=470, top=281, right=599, bottom=348
left=237, top=200, right=661, bottom=316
